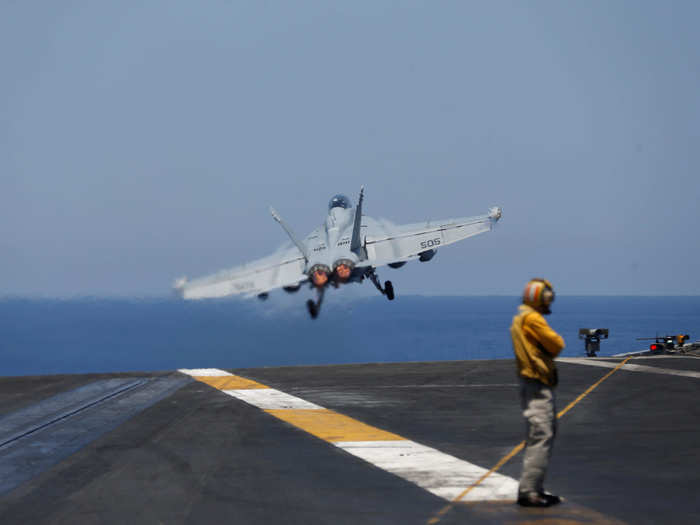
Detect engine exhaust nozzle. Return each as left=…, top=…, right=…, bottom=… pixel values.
left=333, top=259, right=355, bottom=282
left=309, top=264, right=331, bottom=287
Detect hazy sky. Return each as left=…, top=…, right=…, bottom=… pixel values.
left=2, top=1, right=699, bottom=297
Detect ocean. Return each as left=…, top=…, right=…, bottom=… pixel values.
left=1, top=296, right=699, bottom=377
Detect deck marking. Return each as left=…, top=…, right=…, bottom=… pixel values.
left=335, top=441, right=518, bottom=501
left=224, top=389, right=322, bottom=410
left=612, top=350, right=700, bottom=358
left=178, top=368, right=232, bottom=377
left=426, top=356, right=633, bottom=524
left=266, top=409, right=406, bottom=442
left=195, top=375, right=269, bottom=390
left=558, top=357, right=700, bottom=380
left=180, top=368, right=519, bottom=502
left=369, top=383, right=519, bottom=389
left=556, top=356, right=632, bottom=419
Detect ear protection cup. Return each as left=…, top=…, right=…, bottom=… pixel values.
left=541, top=287, right=554, bottom=306
left=523, top=278, right=555, bottom=312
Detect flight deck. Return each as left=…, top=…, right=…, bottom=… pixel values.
left=1, top=354, right=699, bottom=524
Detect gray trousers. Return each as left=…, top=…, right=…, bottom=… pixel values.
left=519, top=377, right=557, bottom=495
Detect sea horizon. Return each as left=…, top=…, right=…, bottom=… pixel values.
left=2, top=295, right=699, bottom=377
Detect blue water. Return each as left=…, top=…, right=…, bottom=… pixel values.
left=1, top=296, right=698, bottom=376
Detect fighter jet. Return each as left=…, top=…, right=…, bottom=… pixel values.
left=174, top=188, right=502, bottom=318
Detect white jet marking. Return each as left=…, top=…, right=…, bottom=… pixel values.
left=222, top=388, right=323, bottom=410
left=558, top=358, right=700, bottom=379
left=335, top=440, right=519, bottom=501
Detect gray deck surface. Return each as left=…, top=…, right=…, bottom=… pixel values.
left=0, top=356, right=698, bottom=524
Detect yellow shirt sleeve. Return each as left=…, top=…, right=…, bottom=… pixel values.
left=523, top=314, right=565, bottom=357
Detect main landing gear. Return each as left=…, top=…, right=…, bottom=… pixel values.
left=306, top=286, right=325, bottom=319
left=367, top=268, right=395, bottom=301
left=306, top=269, right=396, bottom=319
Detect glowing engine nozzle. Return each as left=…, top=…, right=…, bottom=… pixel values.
left=309, top=264, right=331, bottom=287
left=333, top=259, right=355, bottom=282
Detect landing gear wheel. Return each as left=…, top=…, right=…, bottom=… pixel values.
left=385, top=280, right=395, bottom=301
left=306, top=299, right=318, bottom=319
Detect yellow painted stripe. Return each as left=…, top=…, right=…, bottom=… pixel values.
left=186, top=369, right=520, bottom=504
left=426, top=356, right=634, bottom=524
left=194, top=375, right=269, bottom=390
left=265, top=409, right=405, bottom=442
left=556, top=356, right=633, bottom=419
left=190, top=373, right=405, bottom=442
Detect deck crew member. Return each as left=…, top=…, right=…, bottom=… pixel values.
left=510, top=278, right=565, bottom=507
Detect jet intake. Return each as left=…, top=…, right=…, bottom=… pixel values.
left=309, top=264, right=331, bottom=287
left=418, top=249, right=437, bottom=262
left=333, top=259, right=355, bottom=282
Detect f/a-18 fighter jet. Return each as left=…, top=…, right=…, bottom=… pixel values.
left=174, top=188, right=502, bottom=318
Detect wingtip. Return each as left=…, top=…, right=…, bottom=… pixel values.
left=173, top=276, right=188, bottom=298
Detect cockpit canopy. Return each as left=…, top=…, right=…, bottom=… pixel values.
left=328, top=194, right=353, bottom=211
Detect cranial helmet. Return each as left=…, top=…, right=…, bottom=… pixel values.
left=523, top=278, right=555, bottom=314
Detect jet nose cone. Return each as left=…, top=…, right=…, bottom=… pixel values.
left=489, top=206, right=502, bottom=220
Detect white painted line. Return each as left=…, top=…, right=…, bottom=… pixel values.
left=335, top=440, right=518, bottom=502
left=558, top=358, right=700, bottom=379
left=222, top=388, right=323, bottom=410
left=370, top=384, right=519, bottom=388
left=187, top=367, right=520, bottom=502
left=612, top=353, right=700, bottom=359
left=178, top=368, right=233, bottom=377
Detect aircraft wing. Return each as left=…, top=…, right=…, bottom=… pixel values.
left=174, top=244, right=307, bottom=299
left=363, top=207, right=502, bottom=268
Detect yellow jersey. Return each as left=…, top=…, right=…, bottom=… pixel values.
left=510, top=304, right=565, bottom=386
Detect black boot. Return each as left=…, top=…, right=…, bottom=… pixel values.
left=542, top=491, right=562, bottom=505
left=517, top=492, right=560, bottom=507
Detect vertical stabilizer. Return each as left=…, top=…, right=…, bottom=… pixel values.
left=350, top=186, right=366, bottom=260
